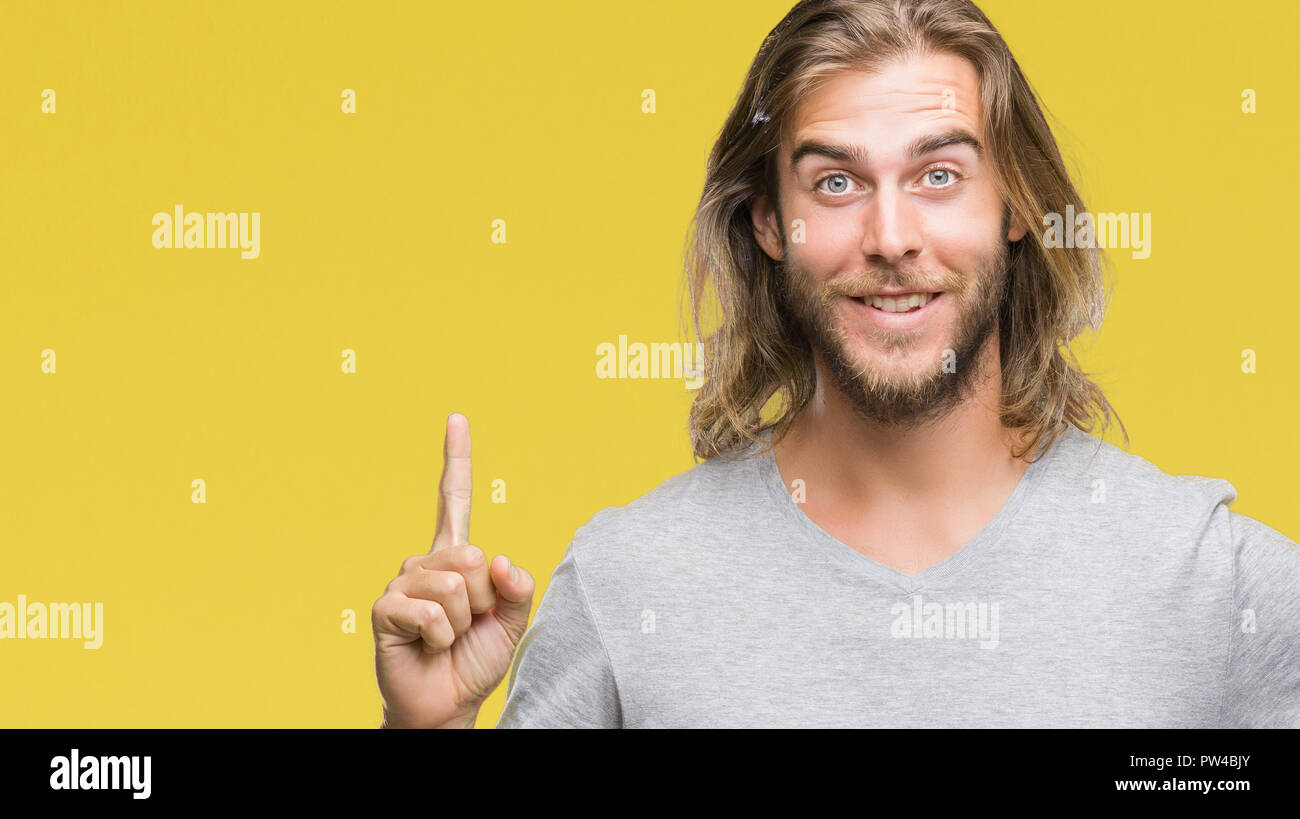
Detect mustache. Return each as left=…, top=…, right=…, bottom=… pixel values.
left=788, top=241, right=1013, bottom=300
left=819, top=269, right=965, bottom=298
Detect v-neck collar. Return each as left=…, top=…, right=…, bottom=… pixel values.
left=755, top=425, right=1070, bottom=593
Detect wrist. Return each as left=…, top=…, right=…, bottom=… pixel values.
left=435, top=710, right=480, bottom=729
left=381, top=706, right=480, bottom=730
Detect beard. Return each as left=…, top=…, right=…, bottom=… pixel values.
left=778, top=241, right=1011, bottom=431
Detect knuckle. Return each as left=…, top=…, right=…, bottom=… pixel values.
left=400, top=555, right=423, bottom=574
left=372, top=591, right=398, bottom=619
left=440, top=570, right=467, bottom=597
left=420, top=601, right=445, bottom=628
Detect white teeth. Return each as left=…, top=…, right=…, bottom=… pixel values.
left=869, top=292, right=936, bottom=312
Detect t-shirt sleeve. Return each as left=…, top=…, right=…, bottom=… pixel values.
left=1221, top=509, right=1300, bottom=727
left=494, top=539, right=623, bottom=728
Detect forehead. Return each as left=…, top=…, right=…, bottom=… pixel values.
left=784, top=52, right=983, bottom=159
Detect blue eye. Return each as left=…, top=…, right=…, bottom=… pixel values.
left=820, top=174, right=850, bottom=194
left=926, top=168, right=956, bottom=186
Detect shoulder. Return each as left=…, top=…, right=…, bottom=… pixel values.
left=1043, top=424, right=1297, bottom=557
left=561, top=443, right=770, bottom=579
left=1046, top=424, right=1234, bottom=518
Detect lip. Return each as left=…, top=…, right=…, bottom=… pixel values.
left=847, top=291, right=944, bottom=330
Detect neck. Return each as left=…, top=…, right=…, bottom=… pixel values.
left=773, top=334, right=1032, bottom=506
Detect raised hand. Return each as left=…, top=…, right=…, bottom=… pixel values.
left=371, top=413, right=536, bottom=729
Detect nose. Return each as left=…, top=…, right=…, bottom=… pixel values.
left=861, top=186, right=923, bottom=268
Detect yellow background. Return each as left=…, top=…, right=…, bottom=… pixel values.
left=1, top=0, right=1296, bottom=727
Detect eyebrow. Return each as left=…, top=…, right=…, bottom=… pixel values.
left=789, top=129, right=983, bottom=172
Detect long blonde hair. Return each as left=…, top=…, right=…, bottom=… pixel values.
left=683, top=0, right=1127, bottom=461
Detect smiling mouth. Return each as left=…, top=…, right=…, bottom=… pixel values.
left=853, top=291, right=943, bottom=313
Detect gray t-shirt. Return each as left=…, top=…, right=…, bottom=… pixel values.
left=496, top=423, right=1300, bottom=727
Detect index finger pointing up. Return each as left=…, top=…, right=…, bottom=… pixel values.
left=432, top=412, right=472, bottom=552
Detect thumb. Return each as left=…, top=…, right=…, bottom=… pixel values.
left=488, top=554, right=535, bottom=646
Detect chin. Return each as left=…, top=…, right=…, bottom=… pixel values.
left=843, top=332, right=943, bottom=363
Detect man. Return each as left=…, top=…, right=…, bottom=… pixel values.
left=372, top=0, right=1300, bottom=728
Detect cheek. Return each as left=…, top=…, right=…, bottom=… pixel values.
left=790, top=213, right=864, bottom=271
left=921, top=209, right=1004, bottom=270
